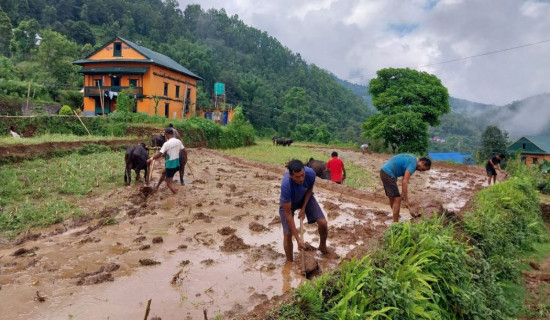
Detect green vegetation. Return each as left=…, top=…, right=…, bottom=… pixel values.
left=222, top=140, right=376, bottom=190
left=0, top=146, right=123, bottom=237
left=0, top=113, right=255, bottom=149
left=362, top=68, right=450, bottom=154
left=0, top=133, right=135, bottom=145
left=268, top=156, right=548, bottom=319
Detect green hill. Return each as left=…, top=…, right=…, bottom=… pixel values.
left=0, top=1, right=371, bottom=143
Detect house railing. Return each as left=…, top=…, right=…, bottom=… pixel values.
left=84, top=86, right=143, bottom=98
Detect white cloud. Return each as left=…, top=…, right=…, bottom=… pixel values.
left=179, top=0, right=550, bottom=105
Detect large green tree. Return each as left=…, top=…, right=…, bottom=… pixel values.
left=362, top=68, right=450, bottom=153
left=475, top=125, right=509, bottom=164
left=0, top=7, right=13, bottom=56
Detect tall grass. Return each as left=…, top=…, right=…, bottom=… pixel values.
left=222, top=140, right=376, bottom=190
left=0, top=146, right=125, bottom=237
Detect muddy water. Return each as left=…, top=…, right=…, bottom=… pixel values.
left=0, top=149, right=409, bottom=320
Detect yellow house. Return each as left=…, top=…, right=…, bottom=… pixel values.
left=73, top=37, right=201, bottom=118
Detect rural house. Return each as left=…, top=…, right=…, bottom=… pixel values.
left=507, top=136, right=550, bottom=165
left=73, top=37, right=201, bottom=118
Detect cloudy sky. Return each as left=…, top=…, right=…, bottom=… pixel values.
left=178, top=0, right=550, bottom=106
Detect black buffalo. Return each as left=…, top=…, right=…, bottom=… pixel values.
left=276, top=138, right=293, bottom=146
left=151, top=134, right=165, bottom=148
left=306, top=158, right=331, bottom=180
left=150, top=135, right=188, bottom=185
left=124, top=143, right=149, bottom=185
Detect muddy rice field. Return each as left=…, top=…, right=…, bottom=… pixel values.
left=0, top=146, right=491, bottom=319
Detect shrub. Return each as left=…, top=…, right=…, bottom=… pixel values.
left=59, top=105, right=73, bottom=115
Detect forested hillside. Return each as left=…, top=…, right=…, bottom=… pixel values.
left=0, top=0, right=371, bottom=143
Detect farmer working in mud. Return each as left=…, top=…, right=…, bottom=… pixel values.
left=279, top=159, right=329, bottom=262
left=360, top=143, right=369, bottom=154
left=326, top=151, right=346, bottom=184
left=380, top=154, right=431, bottom=223
left=486, top=153, right=506, bottom=186
left=147, top=128, right=184, bottom=194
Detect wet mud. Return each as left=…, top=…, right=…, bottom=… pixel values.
left=0, top=147, right=486, bottom=319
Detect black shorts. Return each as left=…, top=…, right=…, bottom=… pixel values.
left=380, top=169, right=400, bottom=198
left=486, top=165, right=497, bottom=176
left=165, top=167, right=180, bottom=179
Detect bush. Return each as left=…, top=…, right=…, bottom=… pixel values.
left=58, top=90, right=83, bottom=109
left=59, top=105, right=73, bottom=115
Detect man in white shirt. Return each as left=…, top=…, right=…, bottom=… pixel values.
left=147, top=128, right=184, bottom=194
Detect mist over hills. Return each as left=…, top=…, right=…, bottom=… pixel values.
left=336, top=79, right=550, bottom=140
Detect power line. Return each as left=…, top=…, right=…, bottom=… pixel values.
left=418, top=39, right=550, bottom=68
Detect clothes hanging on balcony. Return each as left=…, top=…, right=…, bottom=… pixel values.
left=105, top=91, right=118, bottom=100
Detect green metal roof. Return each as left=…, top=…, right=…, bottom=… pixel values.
left=78, top=67, right=149, bottom=74
left=73, top=37, right=202, bottom=80
left=508, top=136, right=550, bottom=155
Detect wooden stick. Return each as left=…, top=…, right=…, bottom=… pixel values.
left=186, top=161, right=195, bottom=178
left=143, top=299, right=151, bottom=320
left=147, top=160, right=155, bottom=185
left=73, top=109, right=92, bottom=136
left=300, top=218, right=305, bottom=277
left=26, top=82, right=31, bottom=116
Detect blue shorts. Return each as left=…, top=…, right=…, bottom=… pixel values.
left=279, top=195, right=325, bottom=234
left=165, top=167, right=179, bottom=179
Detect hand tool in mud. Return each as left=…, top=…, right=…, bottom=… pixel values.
left=338, top=179, right=345, bottom=200
left=186, top=161, right=195, bottom=178
left=142, top=159, right=155, bottom=193
left=300, top=217, right=306, bottom=277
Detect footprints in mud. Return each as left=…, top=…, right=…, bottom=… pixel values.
left=75, top=262, right=120, bottom=285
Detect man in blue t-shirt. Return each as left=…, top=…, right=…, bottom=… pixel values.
left=279, top=159, right=328, bottom=262
left=380, top=154, right=431, bottom=223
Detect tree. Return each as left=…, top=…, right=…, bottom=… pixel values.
left=9, top=19, right=40, bottom=60
left=362, top=68, right=450, bottom=154
left=283, top=86, right=309, bottom=128
left=37, top=30, right=79, bottom=86
left=475, top=125, right=509, bottom=164
left=0, top=8, right=13, bottom=56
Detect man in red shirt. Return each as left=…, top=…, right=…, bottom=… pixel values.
left=326, top=151, right=346, bottom=184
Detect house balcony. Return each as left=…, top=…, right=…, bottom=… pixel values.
left=84, top=86, right=143, bottom=98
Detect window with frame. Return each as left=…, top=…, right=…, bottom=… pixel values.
left=164, top=83, right=168, bottom=96
left=129, top=79, right=138, bottom=87
left=175, top=85, right=180, bottom=98
left=522, top=143, right=526, bottom=149
left=114, top=42, right=122, bottom=57
left=94, top=79, right=102, bottom=87
left=533, top=157, right=538, bottom=164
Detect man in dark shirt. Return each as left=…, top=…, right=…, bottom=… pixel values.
left=279, top=159, right=328, bottom=262
left=486, top=154, right=505, bottom=186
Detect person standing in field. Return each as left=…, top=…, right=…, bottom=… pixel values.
left=380, top=154, right=431, bottom=223
left=147, top=128, right=184, bottom=194
left=360, top=143, right=369, bottom=154
left=279, top=159, right=329, bottom=262
left=168, top=123, right=181, bottom=140
left=325, top=151, right=346, bottom=184
left=486, top=154, right=506, bottom=186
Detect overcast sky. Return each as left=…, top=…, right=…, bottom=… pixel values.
left=178, top=0, right=550, bottom=106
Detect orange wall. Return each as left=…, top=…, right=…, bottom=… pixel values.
left=81, top=63, right=197, bottom=119
left=139, top=64, right=197, bottom=119
left=522, top=154, right=550, bottom=165
left=90, top=42, right=146, bottom=60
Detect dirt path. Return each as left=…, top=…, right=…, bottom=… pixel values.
left=0, top=148, right=487, bottom=319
